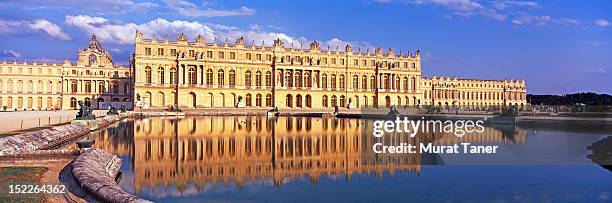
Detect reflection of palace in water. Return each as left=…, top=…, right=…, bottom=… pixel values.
left=94, top=117, right=525, bottom=194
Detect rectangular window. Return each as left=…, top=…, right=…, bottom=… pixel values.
left=246, top=53, right=251, bottom=60
left=331, top=58, right=336, bottom=64
left=145, top=47, right=151, bottom=55
left=170, top=49, right=177, bottom=56
left=340, top=59, right=345, bottom=65
left=353, top=59, right=358, bottom=65
left=230, top=52, right=236, bottom=59
left=189, top=50, right=194, bottom=57
left=158, top=48, right=164, bottom=56
left=218, top=51, right=224, bottom=59
left=256, top=54, right=262, bottom=61
left=322, top=58, right=327, bottom=64
left=266, top=54, right=272, bottom=61
left=207, top=51, right=213, bottom=58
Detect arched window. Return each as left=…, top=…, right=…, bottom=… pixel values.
left=7, top=80, right=12, bottom=93
left=98, top=81, right=106, bottom=93
left=144, top=66, right=152, bottom=84
left=71, top=80, right=78, bottom=93
left=47, top=81, right=52, bottom=93
left=411, top=77, right=417, bottom=91
left=370, top=75, right=376, bottom=89
left=70, top=97, right=77, bottom=109
left=84, top=98, right=91, bottom=107
left=321, top=74, right=327, bottom=89
left=403, top=77, right=409, bottom=91
left=206, top=69, right=213, bottom=85
left=158, top=67, right=165, bottom=84
left=245, top=71, right=252, bottom=87
left=330, top=74, right=337, bottom=89
left=265, top=71, right=272, bottom=87
left=37, top=80, right=43, bottom=93
left=395, top=76, right=400, bottom=90
left=340, top=96, right=346, bottom=107
left=294, top=71, right=302, bottom=88
left=284, top=71, right=292, bottom=87
left=217, top=69, right=224, bottom=86
left=322, top=95, right=328, bottom=107
left=245, top=94, right=252, bottom=106
left=113, top=82, right=119, bottom=94
left=188, top=67, right=196, bottom=85
left=27, top=80, right=33, bottom=93
left=124, top=83, right=129, bottom=95
left=256, top=71, right=262, bottom=87
left=17, top=80, right=23, bottom=93
left=383, top=75, right=389, bottom=89
left=256, top=94, right=262, bottom=107
left=352, top=75, right=359, bottom=90
left=304, top=72, right=311, bottom=88
left=339, top=74, right=345, bottom=89
left=229, top=70, right=236, bottom=87
left=331, top=95, right=337, bottom=107
left=362, top=75, right=368, bottom=90
left=170, top=67, right=176, bottom=84
left=265, top=94, right=272, bottom=107
left=85, top=81, right=91, bottom=93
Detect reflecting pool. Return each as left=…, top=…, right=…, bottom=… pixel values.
left=88, top=116, right=612, bottom=202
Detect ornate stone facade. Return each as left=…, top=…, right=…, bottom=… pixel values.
left=0, top=32, right=527, bottom=111
left=0, top=35, right=132, bottom=110
left=133, top=31, right=526, bottom=110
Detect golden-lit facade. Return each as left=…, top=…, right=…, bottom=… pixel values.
left=93, top=116, right=525, bottom=195
left=0, top=35, right=132, bottom=110
left=421, top=76, right=527, bottom=108
left=133, top=31, right=527, bottom=110
left=133, top=31, right=423, bottom=110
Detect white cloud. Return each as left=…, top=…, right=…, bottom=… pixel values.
left=0, top=19, right=70, bottom=40
left=29, top=19, right=71, bottom=40
left=65, top=15, right=215, bottom=44
left=512, top=14, right=580, bottom=26
left=594, top=19, right=610, bottom=27
left=584, top=41, right=607, bottom=47
left=582, top=68, right=607, bottom=74
left=64, top=15, right=376, bottom=53
left=412, top=0, right=507, bottom=21
left=0, top=0, right=158, bottom=15
left=0, top=49, right=22, bottom=58
left=493, top=1, right=539, bottom=10
left=163, top=0, right=255, bottom=17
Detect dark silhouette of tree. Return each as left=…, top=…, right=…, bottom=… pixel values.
left=528, top=92, right=612, bottom=105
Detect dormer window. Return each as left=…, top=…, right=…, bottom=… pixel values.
left=89, top=54, right=97, bottom=66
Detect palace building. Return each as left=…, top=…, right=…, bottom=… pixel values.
left=0, top=32, right=526, bottom=111
left=0, top=35, right=132, bottom=110
left=133, top=31, right=526, bottom=111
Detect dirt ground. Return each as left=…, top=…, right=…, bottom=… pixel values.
left=0, top=156, right=76, bottom=203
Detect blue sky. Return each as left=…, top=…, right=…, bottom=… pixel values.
left=0, top=0, right=610, bottom=94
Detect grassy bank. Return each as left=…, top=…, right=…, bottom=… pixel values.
left=0, top=167, right=47, bottom=202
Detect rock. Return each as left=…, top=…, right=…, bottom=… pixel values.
left=71, top=148, right=151, bottom=203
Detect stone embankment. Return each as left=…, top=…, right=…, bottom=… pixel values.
left=71, top=148, right=151, bottom=203
left=0, top=114, right=125, bottom=157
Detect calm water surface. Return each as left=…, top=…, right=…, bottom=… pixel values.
left=87, top=116, right=612, bottom=202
